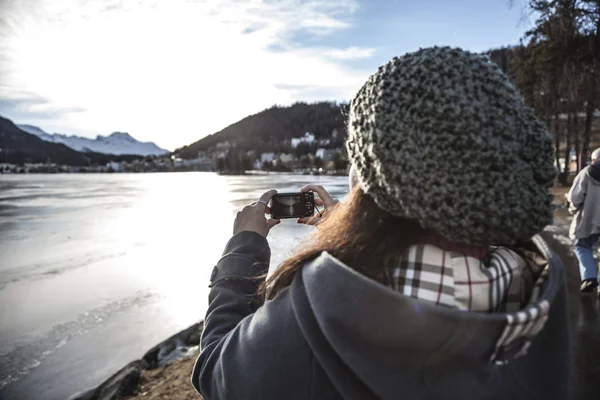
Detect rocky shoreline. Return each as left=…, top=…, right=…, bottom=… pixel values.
left=68, top=322, right=204, bottom=400
left=122, top=355, right=201, bottom=400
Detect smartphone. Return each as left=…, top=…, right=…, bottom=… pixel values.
left=270, top=192, right=315, bottom=219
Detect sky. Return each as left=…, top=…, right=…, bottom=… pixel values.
left=0, top=0, right=534, bottom=151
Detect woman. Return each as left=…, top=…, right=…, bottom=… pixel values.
left=192, top=47, right=569, bottom=400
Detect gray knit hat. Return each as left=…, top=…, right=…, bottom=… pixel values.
left=346, top=46, right=555, bottom=246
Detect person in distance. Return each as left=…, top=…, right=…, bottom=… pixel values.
left=567, top=147, right=600, bottom=294
left=191, top=47, right=569, bottom=400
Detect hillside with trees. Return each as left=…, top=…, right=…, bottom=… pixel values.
left=176, top=102, right=348, bottom=159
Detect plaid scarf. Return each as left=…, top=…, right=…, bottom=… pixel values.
left=383, top=245, right=546, bottom=312
left=383, top=243, right=550, bottom=364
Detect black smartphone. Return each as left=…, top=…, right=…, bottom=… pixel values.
left=270, top=192, right=315, bottom=219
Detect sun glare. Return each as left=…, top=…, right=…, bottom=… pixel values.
left=2, top=0, right=367, bottom=150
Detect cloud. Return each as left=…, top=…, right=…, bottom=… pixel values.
left=0, top=0, right=374, bottom=150
left=0, top=89, right=85, bottom=118
left=275, top=83, right=359, bottom=101
left=329, top=46, right=376, bottom=60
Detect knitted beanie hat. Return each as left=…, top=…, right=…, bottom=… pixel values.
left=346, top=46, right=555, bottom=246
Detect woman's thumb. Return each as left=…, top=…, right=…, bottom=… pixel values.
left=267, top=219, right=281, bottom=229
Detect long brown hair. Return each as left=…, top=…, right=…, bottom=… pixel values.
left=263, top=187, right=432, bottom=300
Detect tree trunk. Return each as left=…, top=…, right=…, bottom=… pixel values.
left=550, top=115, right=561, bottom=172
left=572, top=111, right=580, bottom=172
left=582, top=96, right=595, bottom=166
left=573, top=110, right=581, bottom=172
left=560, top=114, right=571, bottom=186
left=565, top=113, right=572, bottom=167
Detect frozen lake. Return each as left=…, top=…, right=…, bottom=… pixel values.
left=0, top=172, right=350, bottom=400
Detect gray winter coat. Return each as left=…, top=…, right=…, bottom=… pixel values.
left=192, top=231, right=570, bottom=400
left=568, top=161, right=600, bottom=239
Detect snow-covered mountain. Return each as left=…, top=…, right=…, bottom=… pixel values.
left=17, top=124, right=168, bottom=156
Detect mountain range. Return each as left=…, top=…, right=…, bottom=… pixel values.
left=17, top=125, right=168, bottom=156
left=0, top=116, right=148, bottom=166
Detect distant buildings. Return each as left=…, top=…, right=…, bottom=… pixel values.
left=106, top=161, right=122, bottom=172
left=278, top=153, right=295, bottom=164
left=216, top=141, right=232, bottom=150
left=315, top=148, right=338, bottom=161
left=0, top=163, right=17, bottom=173
left=261, top=152, right=276, bottom=163
left=291, top=132, right=315, bottom=148
left=174, top=157, right=213, bottom=170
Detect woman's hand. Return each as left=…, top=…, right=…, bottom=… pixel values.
left=233, top=190, right=280, bottom=237
left=297, top=185, right=339, bottom=226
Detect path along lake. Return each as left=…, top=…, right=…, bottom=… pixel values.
left=0, top=173, right=350, bottom=400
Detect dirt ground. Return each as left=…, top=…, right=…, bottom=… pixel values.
left=550, top=185, right=571, bottom=221
left=550, top=184, right=569, bottom=201
left=124, top=356, right=201, bottom=400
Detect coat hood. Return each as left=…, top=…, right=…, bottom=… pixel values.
left=589, top=160, right=600, bottom=182
left=290, top=235, right=566, bottom=399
